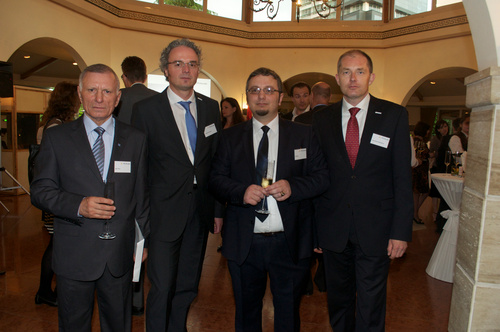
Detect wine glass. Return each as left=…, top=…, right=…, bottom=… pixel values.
left=99, top=181, right=116, bottom=240
left=452, top=151, right=462, bottom=176
left=255, top=160, right=275, bottom=215
left=444, top=151, right=451, bottom=174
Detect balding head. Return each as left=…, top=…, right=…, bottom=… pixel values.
left=310, top=82, right=331, bottom=108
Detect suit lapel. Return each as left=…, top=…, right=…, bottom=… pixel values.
left=71, top=117, right=103, bottom=182
left=194, top=93, right=206, bottom=162
left=356, top=96, right=381, bottom=167
left=106, top=120, right=128, bottom=182
left=276, top=118, right=291, bottom=180
left=331, top=102, right=352, bottom=169
left=242, top=120, right=257, bottom=183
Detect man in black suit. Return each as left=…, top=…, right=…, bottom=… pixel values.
left=114, top=56, right=158, bottom=125
left=312, top=50, right=413, bottom=332
left=132, top=38, right=222, bottom=332
left=281, top=81, right=310, bottom=121
left=31, top=64, right=150, bottom=332
left=295, top=81, right=331, bottom=125
left=210, top=67, right=329, bottom=332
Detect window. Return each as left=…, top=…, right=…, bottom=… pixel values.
left=343, top=0, right=383, bottom=21
left=207, top=0, right=242, bottom=20
left=163, top=0, right=203, bottom=11
left=394, top=0, right=431, bottom=19
left=253, top=0, right=292, bottom=22
left=436, top=0, right=461, bottom=7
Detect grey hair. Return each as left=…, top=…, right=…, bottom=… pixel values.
left=79, top=64, right=120, bottom=91
left=159, top=38, right=202, bottom=81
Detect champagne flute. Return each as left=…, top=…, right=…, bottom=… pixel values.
left=453, top=151, right=462, bottom=176
left=444, top=151, right=451, bottom=174
left=99, top=180, right=116, bottom=240
left=255, top=160, right=275, bottom=215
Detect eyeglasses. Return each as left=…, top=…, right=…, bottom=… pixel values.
left=247, top=87, right=281, bottom=95
left=167, top=61, right=199, bottom=69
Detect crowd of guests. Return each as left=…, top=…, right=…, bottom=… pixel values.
left=29, top=38, right=470, bottom=332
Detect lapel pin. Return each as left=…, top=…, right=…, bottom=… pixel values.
left=375, top=111, right=382, bottom=114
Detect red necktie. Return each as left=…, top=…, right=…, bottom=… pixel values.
left=346, top=107, right=360, bottom=168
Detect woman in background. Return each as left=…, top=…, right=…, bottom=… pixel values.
left=221, top=97, right=245, bottom=129
left=34, top=81, right=80, bottom=306
left=428, top=120, right=449, bottom=221
left=412, top=121, right=431, bottom=224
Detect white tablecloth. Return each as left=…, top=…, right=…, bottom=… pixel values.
left=426, top=173, right=464, bottom=283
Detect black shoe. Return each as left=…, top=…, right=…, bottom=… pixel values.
left=413, top=218, right=424, bottom=225
left=132, top=306, right=144, bottom=316
left=35, top=293, right=58, bottom=307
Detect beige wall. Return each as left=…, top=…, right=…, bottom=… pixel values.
left=1, top=0, right=477, bottom=108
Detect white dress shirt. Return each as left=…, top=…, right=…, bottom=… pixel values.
left=83, top=114, right=115, bottom=182
left=291, top=105, right=311, bottom=121
left=167, top=87, right=198, bottom=164
left=341, top=94, right=371, bottom=142
left=252, top=115, right=284, bottom=233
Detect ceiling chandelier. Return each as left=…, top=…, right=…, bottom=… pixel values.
left=251, top=0, right=344, bottom=21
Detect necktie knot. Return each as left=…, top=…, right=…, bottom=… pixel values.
left=349, top=107, right=360, bottom=117
left=179, top=101, right=192, bottom=112
left=261, top=125, right=269, bottom=134
left=94, top=127, right=105, bottom=136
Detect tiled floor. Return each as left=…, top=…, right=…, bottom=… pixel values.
left=0, top=193, right=452, bottom=331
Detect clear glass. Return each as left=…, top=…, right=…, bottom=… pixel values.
left=444, top=150, right=451, bottom=174
left=207, top=0, right=242, bottom=20
left=436, top=0, right=461, bottom=7
left=253, top=0, right=292, bottom=22
left=255, top=160, right=275, bottom=215
left=343, top=0, right=383, bottom=21
left=163, top=0, right=203, bottom=11
left=99, top=181, right=116, bottom=240
left=394, top=0, right=431, bottom=19
left=298, top=0, right=339, bottom=20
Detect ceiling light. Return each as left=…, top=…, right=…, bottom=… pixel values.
left=24, top=55, right=30, bottom=59
left=430, top=81, right=436, bottom=85
left=73, top=62, right=78, bottom=66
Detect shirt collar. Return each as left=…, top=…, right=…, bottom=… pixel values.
left=252, top=114, right=279, bottom=135
left=167, top=86, right=196, bottom=104
left=342, top=94, right=371, bottom=114
left=83, top=113, right=114, bottom=136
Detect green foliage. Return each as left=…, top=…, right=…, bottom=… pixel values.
left=164, top=0, right=203, bottom=11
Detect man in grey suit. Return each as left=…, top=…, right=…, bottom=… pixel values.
left=114, top=56, right=158, bottom=125
left=31, top=64, right=150, bottom=332
left=132, top=38, right=222, bottom=332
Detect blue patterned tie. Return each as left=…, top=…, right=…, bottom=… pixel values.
left=179, top=101, right=197, bottom=154
left=92, top=127, right=105, bottom=178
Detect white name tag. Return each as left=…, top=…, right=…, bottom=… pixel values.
left=370, top=133, right=390, bottom=149
left=115, top=161, right=131, bottom=173
left=204, top=123, right=217, bottom=137
left=294, top=148, right=307, bottom=160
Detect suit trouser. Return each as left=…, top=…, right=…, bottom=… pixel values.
left=57, top=265, right=132, bottom=332
left=146, top=213, right=208, bottom=332
left=323, top=239, right=390, bottom=332
left=227, top=232, right=310, bottom=332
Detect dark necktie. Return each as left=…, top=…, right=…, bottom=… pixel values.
left=92, top=127, right=105, bottom=178
left=179, top=101, right=197, bottom=154
left=255, top=126, right=270, bottom=222
left=346, top=107, right=360, bottom=168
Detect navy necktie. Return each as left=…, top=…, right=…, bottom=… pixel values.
left=92, top=127, right=105, bottom=178
left=255, top=126, right=270, bottom=222
left=179, top=101, right=197, bottom=154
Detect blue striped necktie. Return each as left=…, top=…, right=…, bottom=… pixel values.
left=179, top=101, right=197, bottom=154
left=92, top=127, right=105, bottom=178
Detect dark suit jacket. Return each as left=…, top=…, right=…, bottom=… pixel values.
left=295, top=104, right=328, bottom=125
left=209, top=118, right=329, bottom=265
left=31, top=116, right=150, bottom=280
left=114, top=84, right=158, bottom=125
left=281, top=111, right=293, bottom=120
left=312, top=95, right=413, bottom=255
left=132, top=90, right=221, bottom=242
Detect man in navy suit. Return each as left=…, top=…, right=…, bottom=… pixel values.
left=132, top=38, right=222, bottom=332
left=312, top=50, right=413, bottom=332
left=210, top=67, right=329, bottom=332
left=31, top=64, right=149, bottom=332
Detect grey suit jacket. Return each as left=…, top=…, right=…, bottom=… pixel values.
left=312, top=95, right=413, bottom=255
left=31, top=116, right=150, bottom=280
left=114, top=84, right=158, bottom=125
left=132, top=89, right=221, bottom=242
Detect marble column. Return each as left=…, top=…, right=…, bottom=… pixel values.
left=448, top=67, right=500, bottom=331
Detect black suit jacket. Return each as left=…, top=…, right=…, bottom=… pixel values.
left=114, top=84, right=158, bottom=125
left=132, top=90, right=221, bottom=241
left=31, top=116, right=150, bottom=280
left=209, top=118, right=329, bottom=265
left=295, top=104, right=328, bottom=125
left=312, top=96, right=413, bottom=255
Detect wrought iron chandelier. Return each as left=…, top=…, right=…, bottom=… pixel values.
left=251, top=0, right=344, bottom=21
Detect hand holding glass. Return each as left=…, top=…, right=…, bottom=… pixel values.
left=255, top=160, right=275, bottom=215
left=99, top=181, right=116, bottom=240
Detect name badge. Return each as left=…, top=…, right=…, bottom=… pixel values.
left=370, top=133, right=390, bottom=149
left=294, top=148, right=307, bottom=160
left=204, top=123, right=217, bottom=137
left=115, top=161, right=131, bottom=173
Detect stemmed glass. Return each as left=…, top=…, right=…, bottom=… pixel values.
left=99, top=180, right=116, bottom=240
left=452, top=151, right=462, bottom=176
left=255, top=160, right=275, bottom=215
left=444, top=151, right=452, bottom=174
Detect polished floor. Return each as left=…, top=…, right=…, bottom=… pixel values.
left=0, top=193, right=452, bottom=331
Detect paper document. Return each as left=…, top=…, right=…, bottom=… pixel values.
left=133, top=220, right=144, bottom=282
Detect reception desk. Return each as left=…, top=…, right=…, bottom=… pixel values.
left=426, top=173, right=465, bottom=283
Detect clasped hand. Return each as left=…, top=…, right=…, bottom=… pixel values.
left=79, top=196, right=116, bottom=219
left=243, top=179, right=291, bottom=205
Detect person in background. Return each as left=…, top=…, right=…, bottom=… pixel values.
left=34, top=81, right=80, bottom=307
left=114, top=56, right=158, bottom=125
left=295, top=81, right=331, bottom=125
left=428, top=120, right=449, bottom=222
left=132, top=38, right=222, bottom=332
left=412, top=121, right=431, bottom=224
left=221, top=97, right=245, bottom=129
left=449, top=114, right=469, bottom=153
left=282, top=82, right=311, bottom=121
left=31, top=64, right=150, bottom=332
left=312, top=50, right=413, bottom=332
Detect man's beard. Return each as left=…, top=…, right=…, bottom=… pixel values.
left=255, top=109, right=269, bottom=117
